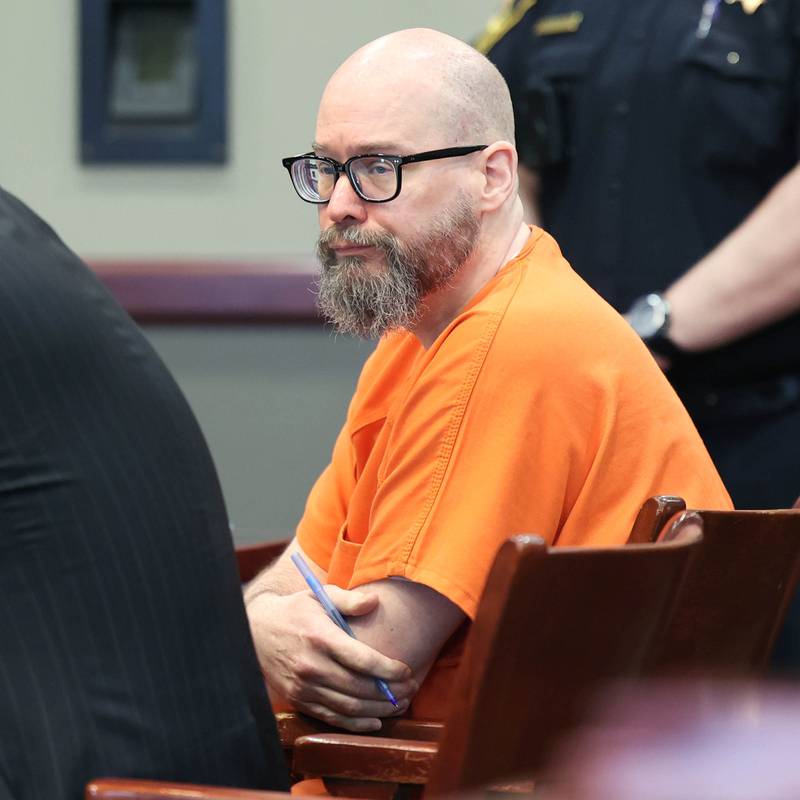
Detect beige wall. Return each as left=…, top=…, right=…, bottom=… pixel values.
left=0, top=0, right=501, bottom=539
left=0, top=0, right=499, bottom=258
left=147, top=325, right=372, bottom=541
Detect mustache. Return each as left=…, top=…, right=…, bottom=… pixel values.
left=317, top=226, right=396, bottom=251
left=317, top=226, right=404, bottom=273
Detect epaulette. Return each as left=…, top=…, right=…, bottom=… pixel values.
left=474, top=0, right=539, bottom=54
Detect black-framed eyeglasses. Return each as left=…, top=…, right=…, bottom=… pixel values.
left=281, top=145, right=488, bottom=204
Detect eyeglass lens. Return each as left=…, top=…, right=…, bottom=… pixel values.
left=290, top=157, right=398, bottom=202
left=349, top=157, right=397, bottom=201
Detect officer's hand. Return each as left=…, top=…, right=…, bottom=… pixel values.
left=246, top=586, right=416, bottom=731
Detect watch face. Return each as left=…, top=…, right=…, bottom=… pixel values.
left=628, top=294, right=669, bottom=340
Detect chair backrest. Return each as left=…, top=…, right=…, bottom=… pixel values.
left=425, top=529, right=702, bottom=796
left=646, top=508, right=800, bottom=676
left=627, top=495, right=686, bottom=544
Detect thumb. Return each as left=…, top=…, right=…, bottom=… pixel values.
left=323, top=585, right=379, bottom=617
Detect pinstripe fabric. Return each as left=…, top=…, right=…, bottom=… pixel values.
left=0, top=188, right=289, bottom=799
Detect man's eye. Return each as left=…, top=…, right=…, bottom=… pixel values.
left=319, top=165, right=337, bottom=176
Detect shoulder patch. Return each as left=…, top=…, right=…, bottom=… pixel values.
left=728, top=0, right=767, bottom=13
left=534, top=11, right=584, bottom=36
left=474, top=0, right=539, bottom=54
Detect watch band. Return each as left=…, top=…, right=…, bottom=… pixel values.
left=646, top=330, right=686, bottom=362
left=626, top=292, right=687, bottom=362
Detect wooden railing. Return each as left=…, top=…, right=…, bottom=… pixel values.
left=90, top=259, right=321, bottom=324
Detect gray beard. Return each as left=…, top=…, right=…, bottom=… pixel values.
left=315, top=196, right=480, bottom=339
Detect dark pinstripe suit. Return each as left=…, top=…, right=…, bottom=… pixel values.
left=0, top=188, right=289, bottom=799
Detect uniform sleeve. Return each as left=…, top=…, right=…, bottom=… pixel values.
left=295, top=421, right=356, bottom=572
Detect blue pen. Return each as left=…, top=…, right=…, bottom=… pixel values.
left=290, top=552, right=399, bottom=708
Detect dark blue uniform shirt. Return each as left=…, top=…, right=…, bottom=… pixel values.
left=484, top=0, right=800, bottom=389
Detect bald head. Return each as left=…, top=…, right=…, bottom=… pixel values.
left=308, top=30, right=525, bottom=341
left=319, top=28, right=515, bottom=148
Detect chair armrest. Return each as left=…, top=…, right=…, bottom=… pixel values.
left=275, top=712, right=335, bottom=749
left=236, top=539, right=290, bottom=583
left=293, top=734, right=438, bottom=784
left=85, top=777, right=294, bottom=799
left=379, top=719, right=444, bottom=741
left=275, top=712, right=443, bottom=749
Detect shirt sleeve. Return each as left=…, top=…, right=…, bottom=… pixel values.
left=295, top=421, right=356, bottom=572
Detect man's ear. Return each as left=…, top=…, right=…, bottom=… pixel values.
left=477, top=141, right=518, bottom=212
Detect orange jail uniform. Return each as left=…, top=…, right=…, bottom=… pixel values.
left=296, top=226, right=732, bottom=720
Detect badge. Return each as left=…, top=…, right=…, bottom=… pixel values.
left=725, top=0, right=767, bottom=14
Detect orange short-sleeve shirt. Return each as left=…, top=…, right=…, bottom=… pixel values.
left=297, top=227, right=731, bottom=718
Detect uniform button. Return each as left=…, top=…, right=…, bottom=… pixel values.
left=610, top=179, right=622, bottom=194
left=630, top=27, right=646, bottom=41
left=705, top=392, right=719, bottom=407
left=615, top=100, right=631, bottom=117
left=727, top=51, right=741, bottom=65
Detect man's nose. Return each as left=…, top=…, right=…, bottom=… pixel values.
left=323, top=173, right=368, bottom=226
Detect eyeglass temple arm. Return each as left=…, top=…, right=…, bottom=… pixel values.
left=399, top=146, right=488, bottom=166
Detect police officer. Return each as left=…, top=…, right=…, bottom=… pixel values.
left=478, top=0, right=800, bottom=667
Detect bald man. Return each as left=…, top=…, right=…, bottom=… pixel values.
left=245, top=29, right=731, bottom=732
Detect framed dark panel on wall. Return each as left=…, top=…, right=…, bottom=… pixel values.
left=80, top=0, right=227, bottom=163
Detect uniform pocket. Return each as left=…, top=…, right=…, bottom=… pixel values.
left=327, top=523, right=363, bottom=588
left=678, top=29, right=792, bottom=167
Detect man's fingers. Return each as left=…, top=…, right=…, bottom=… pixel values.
left=314, top=659, right=418, bottom=702
left=323, top=584, right=379, bottom=616
left=294, top=699, right=384, bottom=733
left=287, top=618, right=417, bottom=698
left=324, top=629, right=412, bottom=682
left=296, top=683, right=410, bottom=721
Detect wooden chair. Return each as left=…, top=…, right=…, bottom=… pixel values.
left=644, top=508, right=800, bottom=676
left=238, top=498, right=800, bottom=787
left=238, top=494, right=689, bottom=765
left=87, top=528, right=701, bottom=800
left=290, top=528, right=702, bottom=798
left=269, top=494, right=688, bottom=751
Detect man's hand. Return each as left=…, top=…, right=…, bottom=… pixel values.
left=247, top=585, right=417, bottom=731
